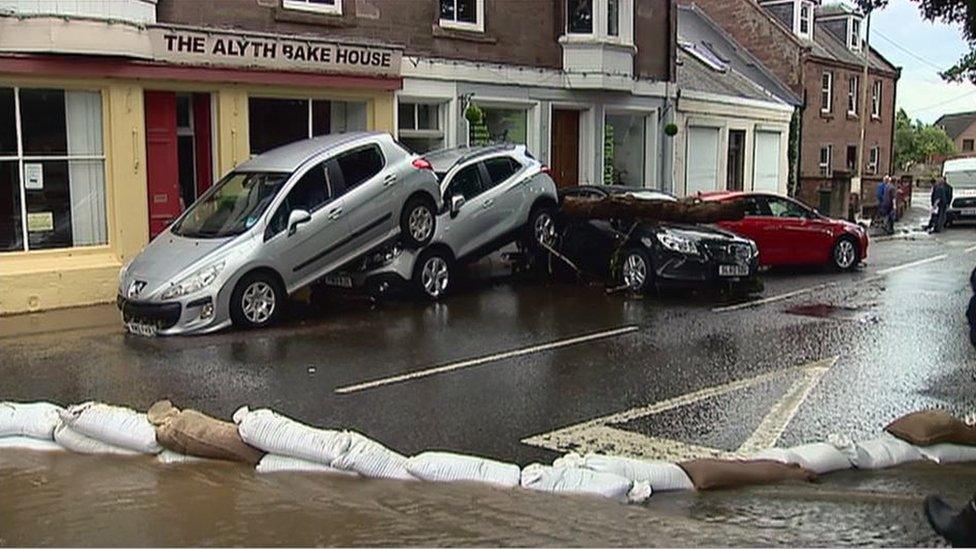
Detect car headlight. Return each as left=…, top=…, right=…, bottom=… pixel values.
left=160, top=261, right=225, bottom=300
left=655, top=230, right=700, bottom=255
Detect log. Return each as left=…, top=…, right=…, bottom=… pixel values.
left=561, top=195, right=745, bottom=224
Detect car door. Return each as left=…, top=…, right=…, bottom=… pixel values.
left=764, top=196, right=824, bottom=265
left=481, top=155, right=526, bottom=235
left=718, top=196, right=778, bottom=265
left=332, top=143, right=393, bottom=248
left=262, top=159, right=349, bottom=292
left=440, top=162, right=493, bottom=260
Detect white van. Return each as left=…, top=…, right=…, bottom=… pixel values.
left=945, top=158, right=976, bottom=224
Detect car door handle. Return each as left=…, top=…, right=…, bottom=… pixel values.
left=383, top=174, right=397, bottom=187
left=483, top=198, right=494, bottom=209
left=327, top=206, right=343, bottom=220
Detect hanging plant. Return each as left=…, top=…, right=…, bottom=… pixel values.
left=464, top=104, right=484, bottom=125
left=664, top=123, right=678, bottom=137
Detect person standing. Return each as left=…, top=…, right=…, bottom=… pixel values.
left=928, top=178, right=949, bottom=233
left=877, top=176, right=896, bottom=235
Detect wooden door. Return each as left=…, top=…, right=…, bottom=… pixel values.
left=144, top=91, right=180, bottom=239
left=550, top=109, right=580, bottom=188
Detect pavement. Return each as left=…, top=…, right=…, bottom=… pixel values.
left=1, top=202, right=975, bottom=546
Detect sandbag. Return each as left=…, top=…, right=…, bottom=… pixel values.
left=520, top=463, right=650, bottom=502
left=677, top=459, right=817, bottom=491
left=406, top=451, right=520, bottom=488
left=752, top=443, right=852, bottom=475
left=848, top=434, right=924, bottom=469
left=917, top=443, right=976, bottom=464
left=156, top=449, right=208, bottom=464
left=151, top=401, right=263, bottom=465
left=0, top=435, right=64, bottom=452
left=569, top=453, right=694, bottom=492
left=54, top=422, right=139, bottom=456
left=0, top=401, right=63, bottom=440
left=233, top=407, right=349, bottom=466
left=59, top=402, right=161, bottom=454
left=330, top=432, right=414, bottom=481
left=256, top=454, right=358, bottom=476
left=885, top=410, right=976, bottom=446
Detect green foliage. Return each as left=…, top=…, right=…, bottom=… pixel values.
left=787, top=109, right=800, bottom=197
left=893, top=108, right=957, bottom=170
left=465, top=104, right=490, bottom=146
left=664, top=123, right=678, bottom=137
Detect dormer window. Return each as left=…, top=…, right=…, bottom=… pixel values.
left=798, top=1, right=813, bottom=38
left=564, top=0, right=633, bottom=43
left=849, top=17, right=861, bottom=50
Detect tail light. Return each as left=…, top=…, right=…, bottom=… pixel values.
left=412, top=158, right=433, bottom=170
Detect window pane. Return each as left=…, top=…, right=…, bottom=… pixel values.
left=484, top=157, right=519, bottom=187
left=568, top=0, right=593, bottom=33
left=286, top=163, right=332, bottom=214
left=21, top=89, right=67, bottom=155
left=65, top=159, right=107, bottom=246
left=248, top=98, right=308, bottom=155
left=176, top=94, right=191, bottom=129
left=0, top=88, right=15, bottom=156
left=336, top=145, right=384, bottom=191
left=456, top=0, right=476, bottom=23
left=608, top=0, right=619, bottom=36
left=604, top=114, right=646, bottom=186
left=481, top=107, right=527, bottom=145
left=446, top=164, right=484, bottom=200
left=64, top=91, right=103, bottom=156
left=439, top=0, right=455, bottom=20
left=311, top=100, right=332, bottom=136
left=417, top=104, right=438, bottom=130
left=329, top=101, right=368, bottom=133
left=24, top=160, right=72, bottom=250
left=0, top=161, right=23, bottom=251
left=398, top=103, right=416, bottom=131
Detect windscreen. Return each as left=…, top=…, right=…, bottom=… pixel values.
left=172, top=172, right=289, bottom=238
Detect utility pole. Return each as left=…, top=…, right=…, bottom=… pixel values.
left=855, top=10, right=872, bottom=219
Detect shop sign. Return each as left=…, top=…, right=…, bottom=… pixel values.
left=24, top=163, right=43, bottom=190
left=149, top=27, right=401, bottom=77
left=27, top=212, right=54, bottom=232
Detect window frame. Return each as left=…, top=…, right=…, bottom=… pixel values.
left=847, top=75, right=859, bottom=117
left=871, top=80, right=882, bottom=119
left=797, top=1, right=812, bottom=38
left=563, top=0, right=633, bottom=44
left=964, top=139, right=975, bottom=153
left=281, top=0, right=342, bottom=16
left=849, top=18, right=861, bottom=51
left=248, top=96, right=367, bottom=156
left=868, top=146, right=879, bottom=175
left=1, top=86, right=107, bottom=253
left=819, top=145, right=833, bottom=177
left=821, top=71, right=833, bottom=114
left=439, top=0, right=485, bottom=33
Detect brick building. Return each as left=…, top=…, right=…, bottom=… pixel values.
left=676, top=0, right=900, bottom=217
left=935, top=111, right=976, bottom=157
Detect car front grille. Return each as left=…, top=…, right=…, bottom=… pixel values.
left=954, top=197, right=976, bottom=208
left=117, top=296, right=182, bottom=329
left=702, top=241, right=753, bottom=263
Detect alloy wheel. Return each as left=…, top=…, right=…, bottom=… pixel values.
left=408, top=206, right=434, bottom=243
left=421, top=256, right=449, bottom=298
left=622, top=253, right=647, bottom=290
left=534, top=212, right=556, bottom=248
left=835, top=240, right=856, bottom=269
left=242, top=281, right=276, bottom=324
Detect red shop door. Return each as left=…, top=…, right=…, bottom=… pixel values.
left=144, top=91, right=180, bottom=239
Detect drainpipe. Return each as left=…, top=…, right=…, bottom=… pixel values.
left=855, top=11, right=872, bottom=219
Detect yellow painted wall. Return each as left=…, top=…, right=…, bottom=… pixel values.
left=0, top=78, right=395, bottom=316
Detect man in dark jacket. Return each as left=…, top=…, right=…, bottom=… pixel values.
left=878, top=176, right=896, bottom=235
left=924, top=266, right=976, bottom=546
left=928, top=178, right=950, bottom=233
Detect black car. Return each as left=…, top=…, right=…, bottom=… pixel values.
left=553, top=186, right=761, bottom=293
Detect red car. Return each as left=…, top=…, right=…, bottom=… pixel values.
left=699, top=191, right=869, bottom=271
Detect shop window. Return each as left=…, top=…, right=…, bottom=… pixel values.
left=248, top=97, right=367, bottom=155
left=604, top=113, right=646, bottom=186
left=282, top=0, right=341, bottom=16
left=439, top=0, right=484, bottom=32
left=479, top=106, right=527, bottom=145
left=398, top=101, right=445, bottom=153
left=0, top=87, right=106, bottom=253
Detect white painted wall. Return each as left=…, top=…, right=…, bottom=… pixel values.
left=0, top=0, right=157, bottom=23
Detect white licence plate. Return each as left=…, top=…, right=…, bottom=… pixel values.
left=125, top=321, right=158, bottom=337
left=719, top=264, right=750, bottom=277
left=324, top=274, right=353, bottom=288
left=961, top=208, right=976, bottom=216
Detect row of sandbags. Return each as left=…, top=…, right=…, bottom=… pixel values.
left=5, top=401, right=976, bottom=499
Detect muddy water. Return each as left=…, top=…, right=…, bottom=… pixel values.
left=0, top=449, right=721, bottom=547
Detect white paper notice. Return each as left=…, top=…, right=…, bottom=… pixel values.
left=24, top=163, right=43, bottom=190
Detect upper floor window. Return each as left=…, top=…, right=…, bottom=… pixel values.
left=798, top=1, right=812, bottom=38
left=821, top=71, right=833, bottom=113
left=868, top=146, right=879, bottom=174
left=848, top=75, right=859, bottom=116
left=819, top=145, right=832, bottom=177
left=568, top=0, right=594, bottom=33
left=565, top=0, right=632, bottom=42
left=849, top=18, right=862, bottom=51
left=440, top=0, right=484, bottom=32
left=871, top=80, right=882, bottom=118
left=964, top=139, right=974, bottom=153
left=282, top=0, right=341, bottom=16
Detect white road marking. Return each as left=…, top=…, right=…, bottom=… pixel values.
left=713, top=254, right=951, bottom=313
left=522, top=356, right=839, bottom=460
left=335, top=325, right=640, bottom=394
left=965, top=244, right=976, bottom=253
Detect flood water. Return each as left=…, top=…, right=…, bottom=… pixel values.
left=0, top=449, right=951, bottom=547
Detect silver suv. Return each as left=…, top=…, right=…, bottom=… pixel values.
left=327, top=145, right=559, bottom=299
left=117, top=132, right=442, bottom=335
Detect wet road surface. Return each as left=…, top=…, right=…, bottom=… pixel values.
left=1, top=207, right=974, bottom=546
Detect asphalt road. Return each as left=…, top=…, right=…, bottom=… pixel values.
left=1, top=207, right=975, bottom=545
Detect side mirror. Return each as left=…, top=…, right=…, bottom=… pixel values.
left=287, top=209, right=311, bottom=236
left=449, top=195, right=466, bottom=217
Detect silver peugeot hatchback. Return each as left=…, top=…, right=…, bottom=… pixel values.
left=117, top=132, right=442, bottom=335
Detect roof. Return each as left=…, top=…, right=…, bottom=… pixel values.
left=935, top=112, right=976, bottom=140
left=422, top=144, right=520, bottom=172
left=677, top=5, right=802, bottom=106
left=236, top=132, right=381, bottom=172
left=805, top=5, right=900, bottom=74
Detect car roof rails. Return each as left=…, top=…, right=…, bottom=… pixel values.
left=454, top=143, right=520, bottom=166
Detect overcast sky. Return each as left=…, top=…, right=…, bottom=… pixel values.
left=868, top=0, right=976, bottom=124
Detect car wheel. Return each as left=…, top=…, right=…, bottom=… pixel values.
left=413, top=249, right=454, bottom=301
left=524, top=205, right=557, bottom=253
left=619, top=248, right=653, bottom=293
left=401, top=195, right=436, bottom=249
left=230, top=271, right=285, bottom=329
left=831, top=236, right=860, bottom=271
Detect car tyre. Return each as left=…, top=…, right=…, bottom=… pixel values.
left=831, top=235, right=860, bottom=271
left=401, top=195, right=436, bottom=249
left=524, top=205, right=558, bottom=254
left=619, top=247, right=653, bottom=293
left=413, top=248, right=454, bottom=301
left=230, top=271, right=285, bottom=329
